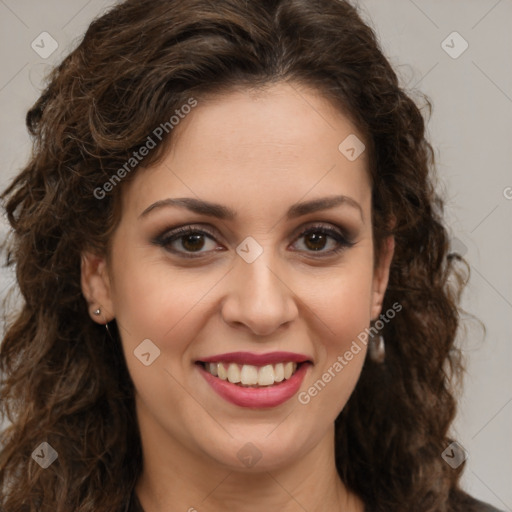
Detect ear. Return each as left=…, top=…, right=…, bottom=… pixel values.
left=370, top=235, right=395, bottom=321
left=81, top=251, right=115, bottom=324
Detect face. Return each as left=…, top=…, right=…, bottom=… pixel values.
left=81, top=82, right=393, bottom=473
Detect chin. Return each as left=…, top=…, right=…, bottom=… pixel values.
left=198, top=424, right=317, bottom=472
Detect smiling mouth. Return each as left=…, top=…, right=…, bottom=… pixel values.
left=196, top=361, right=306, bottom=387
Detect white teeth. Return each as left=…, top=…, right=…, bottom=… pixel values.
left=227, top=363, right=241, bottom=383
left=274, top=363, right=285, bottom=382
left=284, top=362, right=294, bottom=379
left=240, top=364, right=259, bottom=385
left=204, top=361, right=300, bottom=386
left=208, top=363, right=218, bottom=377
left=217, top=362, right=228, bottom=380
left=258, top=364, right=275, bottom=386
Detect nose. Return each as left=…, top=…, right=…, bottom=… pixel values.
left=220, top=251, right=298, bottom=337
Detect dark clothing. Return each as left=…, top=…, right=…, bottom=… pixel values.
left=455, top=491, right=506, bottom=512
left=125, top=488, right=505, bottom=512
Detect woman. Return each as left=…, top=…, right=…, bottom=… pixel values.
left=0, top=0, right=504, bottom=511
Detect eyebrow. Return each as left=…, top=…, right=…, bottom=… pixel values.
left=138, top=195, right=363, bottom=221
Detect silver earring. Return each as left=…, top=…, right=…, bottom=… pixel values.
left=104, top=320, right=114, bottom=341
left=369, top=332, right=385, bottom=363
left=93, top=307, right=115, bottom=341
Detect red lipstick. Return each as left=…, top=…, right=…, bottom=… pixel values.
left=196, top=351, right=312, bottom=408
left=199, top=351, right=311, bottom=365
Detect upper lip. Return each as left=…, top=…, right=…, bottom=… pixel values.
left=197, top=351, right=312, bottom=366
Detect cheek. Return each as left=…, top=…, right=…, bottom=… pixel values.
left=110, top=247, right=220, bottom=342
left=298, top=253, right=373, bottom=407
left=325, top=278, right=373, bottom=344
left=304, top=256, right=374, bottom=349
left=111, top=240, right=375, bottom=353
left=296, top=277, right=372, bottom=418
left=110, top=254, right=214, bottom=405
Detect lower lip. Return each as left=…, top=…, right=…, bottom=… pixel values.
left=197, top=362, right=310, bottom=408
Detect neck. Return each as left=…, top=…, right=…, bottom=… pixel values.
left=134, top=404, right=365, bottom=512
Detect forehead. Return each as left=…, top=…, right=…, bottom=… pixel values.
left=120, top=82, right=371, bottom=220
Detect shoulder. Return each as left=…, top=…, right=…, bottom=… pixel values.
left=128, top=490, right=504, bottom=512
left=362, top=491, right=505, bottom=512
left=456, top=490, right=505, bottom=512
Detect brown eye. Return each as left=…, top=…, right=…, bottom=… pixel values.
left=291, top=225, right=355, bottom=256
left=153, top=223, right=355, bottom=259
left=180, top=233, right=207, bottom=252
left=303, top=232, right=330, bottom=251
left=155, top=226, right=221, bottom=258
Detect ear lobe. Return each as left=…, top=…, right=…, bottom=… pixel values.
left=80, top=251, right=115, bottom=323
left=370, top=235, right=395, bottom=321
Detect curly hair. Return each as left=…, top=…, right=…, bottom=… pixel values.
left=0, top=0, right=472, bottom=510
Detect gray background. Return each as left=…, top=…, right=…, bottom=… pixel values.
left=0, top=0, right=511, bottom=509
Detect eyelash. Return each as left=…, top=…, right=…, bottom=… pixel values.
left=153, top=223, right=356, bottom=260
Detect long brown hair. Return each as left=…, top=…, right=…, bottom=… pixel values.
left=1, top=1, right=471, bottom=510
